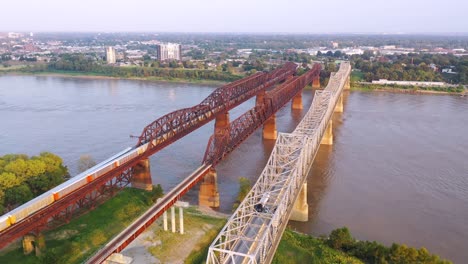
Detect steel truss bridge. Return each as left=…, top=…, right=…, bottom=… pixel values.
left=207, top=62, right=351, bottom=264
left=0, top=61, right=324, bottom=264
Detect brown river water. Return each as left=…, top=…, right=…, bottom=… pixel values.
left=0, top=75, right=467, bottom=262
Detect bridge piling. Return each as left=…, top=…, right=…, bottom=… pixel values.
left=335, top=94, right=344, bottom=113
left=292, top=92, right=303, bottom=110
left=321, top=120, right=333, bottom=145
left=312, top=76, right=321, bottom=89
left=215, top=112, right=230, bottom=134
left=290, top=183, right=308, bottom=222
left=344, top=75, right=351, bottom=90
left=199, top=168, right=220, bottom=207
left=256, top=90, right=266, bottom=107
left=163, top=211, right=168, bottom=231
left=263, top=114, right=277, bottom=140
left=171, top=207, right=176, bottom=233
left=131, top=158, right=153, bottom=191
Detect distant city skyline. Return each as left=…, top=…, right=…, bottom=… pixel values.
left=1, top=0, right=467, bottom=33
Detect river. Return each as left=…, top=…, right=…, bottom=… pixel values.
left=0, top=75, right=467, bottom=263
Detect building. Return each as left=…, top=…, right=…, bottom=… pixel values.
left=372, top=79, right=446, bottom=87
left=106, top=47, right=116, bottom=64
left=156, top=43, right=181, bottom=61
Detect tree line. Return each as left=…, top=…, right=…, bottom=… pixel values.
left=324, top=227, right=451, bottom=264
left=0, top=153, right=69, bottom=214
left=352, top=53, right=468, bottom=84
left=23, top=54, right=242, bottom=82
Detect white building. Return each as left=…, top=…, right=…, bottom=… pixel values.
left=106, top=47, right=116, bottom=64
left=372, top=79, right=446, bottom=87
left=157, top=43, right=181, bottom=61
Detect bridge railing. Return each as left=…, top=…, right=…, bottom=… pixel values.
left=207, top=62, right=351, bottom=264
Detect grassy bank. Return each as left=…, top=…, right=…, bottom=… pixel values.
left=273, top=229, right=363, bottom=264
left=0, top=187, right=162, bottom=264
left=352, top=83, right=465, bottom=95
left=144, top=207, right=226, bottom=263
left=2, top=70, right=229, bottom=86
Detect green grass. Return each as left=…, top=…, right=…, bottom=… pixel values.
left=145, top=206, right=226, bottom=263
left=0, top=187, right=158, bottom=264
left=273, top=229, right=364, bottom=264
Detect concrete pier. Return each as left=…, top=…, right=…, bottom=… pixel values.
left=131, top=158, right=153, bottom=191
left=171, top=207, right=176, bottom=233
left=321, top=120, right=333, bottom=145
left=199, top=169, right=220, bottom=207
left=263, top=114, right=277, bottom=140
left=163, top=211, right=168, bottom=231
left=215, top=112, right=230, bottom=135
left=344, top=75, right=351, bottom=90
left=292, top=92, right=303, bottom=110
left=290, top=183, right=308, bottom=222
left=335, top=95, right=343, bottom=113
left=312, top=76, right=320, bottom=89
left=179, top=207, right=184, bottom=234
left=256, top=90, right=266, bottom=107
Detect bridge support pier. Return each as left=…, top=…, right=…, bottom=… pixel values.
left=263, top=114, right=277, bottom=140
left=131, top=158, right=153, bottom=191
left=256, top=90, right=266, bottom=106
left=171, top=207, right=176, bottom=233
left=292, top=92, right=303, bottom=110
left=199, top=168, right=220, bottom=208
left=215, top=112, right=230, bottom=134
left=179, top=207, right=184, bottom=234
left=335, top=94, right=343, bottom=113
left=22, top=232, right=46, bottom=256
left=312, top=76, right=320, bottom=89
left=163, top=211, right=168, bottom=231
left=344, top=75, right=351, bottom=90
left=290, top=183, right=308, bottom=222
left=321, top=120, right=333, bottom=145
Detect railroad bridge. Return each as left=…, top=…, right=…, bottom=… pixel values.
left=0, top=61, right=351, bottom=264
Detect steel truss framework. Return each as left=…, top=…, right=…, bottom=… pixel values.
left=0, top=63, right=297, bottom=251
left=203, top=64, right=321, bottom=165
left=207, top=62, right=351, bottom=264
left=0, top=168, right=134, bottom=249
left=137, top=62, right=297, bottom=157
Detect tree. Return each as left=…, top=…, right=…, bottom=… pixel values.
left=78, top=155, right=96, bottom=173
left=4, top=185, right=33, bottom=207
left=327, top=227, right=353, bottom=250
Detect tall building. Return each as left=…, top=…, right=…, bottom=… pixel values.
left=156, top=43, right=181, bottom=61
left=106, top=47, right=116, bottom=64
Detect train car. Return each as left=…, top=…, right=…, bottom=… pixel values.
left=0, top=147, right=134, bottom=232
left=53, top=175, right=90, bottom=200
left=0, top=214, right=11, bottom=232
left=8, top=191, right=55, bottom=224
left=53, top=147, right=133, bottom=200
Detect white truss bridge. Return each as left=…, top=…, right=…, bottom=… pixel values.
left=207, top=62, right=352, bottom=264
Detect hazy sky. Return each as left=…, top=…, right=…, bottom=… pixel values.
left=2, top=0, right=467, bottom=33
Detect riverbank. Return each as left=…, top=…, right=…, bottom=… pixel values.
left=352, top=83, right=466, bottom=95
left=0, top=187, right=163, bottom=264
left=1, top=70, right=229, bottom=86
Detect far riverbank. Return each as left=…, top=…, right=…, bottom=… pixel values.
left=0, top=71, right=228, bottom=86
left=351, top=83, right=466, bottom=96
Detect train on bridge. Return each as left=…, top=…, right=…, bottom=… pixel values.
left=0, top=143, right=152, bottom=233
